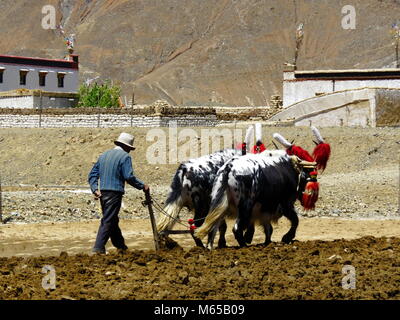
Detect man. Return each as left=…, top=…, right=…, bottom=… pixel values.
left=88, top=132, right=149, bottom=254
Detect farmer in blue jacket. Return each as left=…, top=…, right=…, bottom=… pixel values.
left=88, top=132, right=149, bottom=254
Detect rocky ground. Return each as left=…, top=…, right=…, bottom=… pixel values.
left=1, top=126, right=399, bottom=224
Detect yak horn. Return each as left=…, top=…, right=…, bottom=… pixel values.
left=255, top=123, right=262, bottom=143
left=291, top=156, right=317, bottom=169
left=311, top=126, right=324, bottom=144
left=245, top=125, right=254, bottom=149
left=273, top=133, right=292, bottom=148
left=272, top=140, right=279, bottom=150
left=299, top=160, right=317, bottom=168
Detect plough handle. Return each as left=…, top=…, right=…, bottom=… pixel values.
left=144, top=189, right=160, bottom=251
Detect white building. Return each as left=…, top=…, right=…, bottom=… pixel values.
left=283, top=68, right=400, bottom=108
left=0, top=54, right=79, bottom=108
left=269, top=68, right=400, bottom=127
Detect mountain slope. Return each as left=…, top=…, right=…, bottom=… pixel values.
left=1, top=0, right=400, bottom=105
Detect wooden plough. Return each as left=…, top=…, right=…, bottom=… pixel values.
left=142, top=189, right=200, bottom=250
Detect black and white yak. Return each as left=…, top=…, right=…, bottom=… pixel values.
left=194, top=152, right=318, bottom=249
left=156, top=148, right=286, bottom=248
left=157, top=125, right=262, bottom=248
left=156, top=148, right=242, bottom=248
left=236, top=127, right=331, bottom=245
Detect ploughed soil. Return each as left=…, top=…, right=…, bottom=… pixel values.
left=0, top=218, right=399, bottom=300
left=0, top=236, right=399, bottom=300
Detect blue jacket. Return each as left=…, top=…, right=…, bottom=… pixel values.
left=88, top=146, right=145, bottom=194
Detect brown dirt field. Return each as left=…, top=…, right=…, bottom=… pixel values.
left=0, top=218, right=399, bottom=300
left=0, top=235, right=399, bottom=300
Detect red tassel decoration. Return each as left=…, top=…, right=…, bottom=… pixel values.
left=251, top=143, right=267, bottom=154
left=235, top=143, right=247, bottom=155
left=302, top=171, right=319, bottom=210
left=287, top=145, right=314, bottom=162
left=312, top=143, right=331, bottom=171
left=302, top=181, right=319, bottom=210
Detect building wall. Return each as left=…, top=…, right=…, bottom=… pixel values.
left=294, top=100, right=372, bottom=127
left=0, top=95, right=78, bottom=109
left=0, top=63, right=78, bottom=93
left=32, top=95, right=78, bottom=108
left=283, top=71, right=400, bottom=107
left=271, top=88, right=400, bottom=127
left=0, top=96, right=34, bottom=109
left=283, top=79, right=334, bottom=107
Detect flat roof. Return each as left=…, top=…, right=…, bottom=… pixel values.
left=293, top=69, right=400, bottom=80
left=0, top=54, right=78, bottom=70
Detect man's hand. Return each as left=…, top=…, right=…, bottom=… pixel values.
left=94, top=190, right=102, bottom=200
left=143, top=185, right=150, bottom=192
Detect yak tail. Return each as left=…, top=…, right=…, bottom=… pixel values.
left=195, top=171, right=230, bottom=240
left=156, top=201, right=182, bottom=233
left=156, top=167, right=184, bottom=233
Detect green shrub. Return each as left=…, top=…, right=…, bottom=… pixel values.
left=78, top=81, right=121, bottom=108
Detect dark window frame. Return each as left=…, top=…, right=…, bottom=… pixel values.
left=57, top=73, right=65, bottom=88
left=39, top=72, right=47, bottom=87
left=0, top=69, right=4, bottom=83
left=20, top=70, right=28, bottom=86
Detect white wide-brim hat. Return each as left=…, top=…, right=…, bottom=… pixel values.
left=114, top=132, right=136, bottom=150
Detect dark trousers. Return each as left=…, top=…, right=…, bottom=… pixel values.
left=93, top=191, right=127, bottom=253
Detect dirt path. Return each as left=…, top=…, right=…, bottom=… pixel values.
left=1, top=217, right=399, bottom=258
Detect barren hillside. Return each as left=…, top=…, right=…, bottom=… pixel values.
left=1, top=0, right=400, bottom=105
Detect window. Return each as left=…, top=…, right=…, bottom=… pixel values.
left=20, top=70, right=28, bottom=85
left=39, top=72, right=47, bottom=87
left=0, top=69, right=4, bottom=83
left=57, top=73, right=66, bottom=88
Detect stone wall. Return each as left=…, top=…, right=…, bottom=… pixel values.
left=0, top=100, right=282, bottom=128
left=0, top=113, right=219, bottom=128
left=375, top=89, right=400, bottom=127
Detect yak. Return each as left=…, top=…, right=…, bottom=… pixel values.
left=156, top=148, right=287, bottom=248
left=194, top=152, right=318, bottom=249
left=156, top=148, right=242, bottom=248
